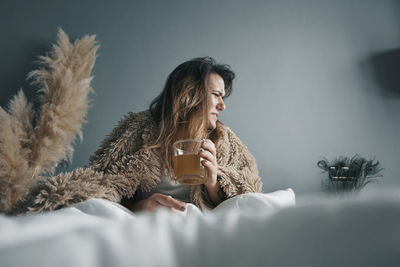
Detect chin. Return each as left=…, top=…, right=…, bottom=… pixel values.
left=208, top=121, right=217, bottom=130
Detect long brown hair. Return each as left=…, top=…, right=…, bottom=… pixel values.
left=148, top=57, right=235, bottom=175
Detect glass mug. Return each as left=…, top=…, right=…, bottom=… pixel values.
left=173, top=139, right=206, bottom=185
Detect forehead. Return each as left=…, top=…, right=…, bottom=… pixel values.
left=207, top=73, right=225, bottom=94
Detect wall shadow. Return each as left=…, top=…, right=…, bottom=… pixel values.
left=367, top=48, right=400, bottom=98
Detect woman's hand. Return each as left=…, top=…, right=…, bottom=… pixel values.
left=130, top=193, right=186, bottom=212
left=200, top=139, right=218, bottom=186
left=200, top=139, right=223, bottom=205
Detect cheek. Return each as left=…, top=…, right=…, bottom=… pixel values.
left=207, top=95, right=212, bottom=104
left=208, top=97, right=217, bottom=108
left=206, top=97, right=212, bottom=111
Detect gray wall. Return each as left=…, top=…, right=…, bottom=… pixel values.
left=1, top=0, right=399, bottom=195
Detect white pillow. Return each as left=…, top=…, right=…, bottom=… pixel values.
left=212, top=188, right=296, bottom=215
left=150, top=188, right=296, bottom=217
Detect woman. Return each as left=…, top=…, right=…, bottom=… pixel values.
left=10, top=57, right=262, bottom=214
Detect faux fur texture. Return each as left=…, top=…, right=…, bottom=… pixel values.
left=0, top=29, right=98, bottom=212
left=10, top=110, right=263, bottom=214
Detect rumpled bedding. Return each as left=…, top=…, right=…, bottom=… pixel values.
left=1, top=187, right=399, bottom=267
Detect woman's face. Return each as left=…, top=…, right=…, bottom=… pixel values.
left=207, top=73, right=226, bottom=130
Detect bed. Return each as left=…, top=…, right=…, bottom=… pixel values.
left=0, top=187, right=399, bottom=267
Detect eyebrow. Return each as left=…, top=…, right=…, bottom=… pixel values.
left=212, top=90, right=226, bottom=97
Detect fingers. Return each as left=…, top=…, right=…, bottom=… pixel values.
left=134, top=194, right=186, bottom=212
left=154, top=194, right=186, bottom=211
left=199, top=148, right=216, bottom=165
left=201, top=139, right=217, bottom=165
left=201, top=139, right=216, bottom=157
left=201, top=158, right=217, bottom=175
left=200, top=139, right=218, bottom=185
left=201, top=158, right=214, bottom=172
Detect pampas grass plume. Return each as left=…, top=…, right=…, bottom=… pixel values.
left=0, top=29, right=99, bottom=212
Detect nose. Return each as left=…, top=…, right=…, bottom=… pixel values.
left=217, top=98, right=226, bottom=111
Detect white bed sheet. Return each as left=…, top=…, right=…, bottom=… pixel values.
left=1, top=188, right=399, bottom=267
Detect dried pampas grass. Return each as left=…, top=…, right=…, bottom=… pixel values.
left=0, top=29, right=99, bottom=212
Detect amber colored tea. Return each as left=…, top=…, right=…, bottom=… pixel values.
left=174, top=154, right=205, bottom=185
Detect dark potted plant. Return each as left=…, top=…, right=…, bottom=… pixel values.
left=317, top=155, right=383, bottom=193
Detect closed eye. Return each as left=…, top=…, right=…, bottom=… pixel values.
left=212, top=91, right=225, bottom=98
